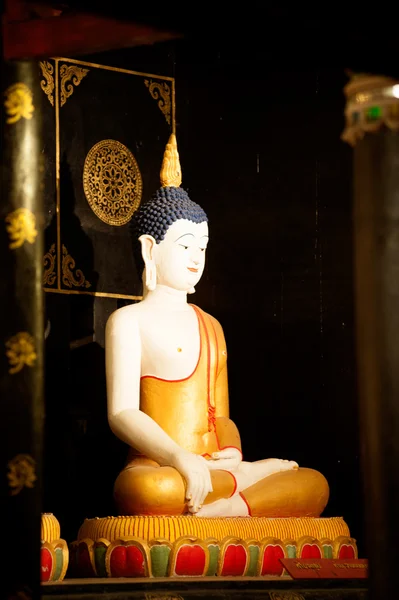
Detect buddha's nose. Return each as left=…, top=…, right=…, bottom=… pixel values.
left=191, top=250, right=202, bottom=264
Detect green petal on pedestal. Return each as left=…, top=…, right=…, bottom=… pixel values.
left=150, top=545, right=171, bottom=577
left=94, top=546, right=107, bottom=577
left=206, top=544, right=219, bottom=576
left=246, top=544, right=260, bottom=577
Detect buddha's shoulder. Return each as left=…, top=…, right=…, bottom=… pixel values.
left=191, top=304, right=225, bottom=334
left=105, top=302, right=144, bottom=333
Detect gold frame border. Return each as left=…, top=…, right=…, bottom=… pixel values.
left=44, top=287, right=141, bottom=300
left=55, top=57, right=175, bottom=83
left=48, top=56, right=175, bottom=299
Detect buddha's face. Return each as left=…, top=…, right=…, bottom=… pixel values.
left=154, top=219, right=208, bottom=292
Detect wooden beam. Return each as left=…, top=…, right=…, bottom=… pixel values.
left=2, top=10, right=181, bottom=60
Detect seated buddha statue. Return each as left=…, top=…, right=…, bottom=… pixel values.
left=105, top=134, right=329, bottom=518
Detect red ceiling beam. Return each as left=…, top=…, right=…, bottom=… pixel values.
left=2, top=1, right=181, bottom=60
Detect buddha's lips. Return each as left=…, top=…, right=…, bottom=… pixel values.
left=187, top=267, right=198, bottom=273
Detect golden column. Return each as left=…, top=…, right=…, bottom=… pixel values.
left=342, top=73, right=399, bottom=597
left=1, top=59, right=44, bottom=599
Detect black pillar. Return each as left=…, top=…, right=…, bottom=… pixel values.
left=342, top=74, right=399, bottom=598
left=0, top=60, right=44, bottom=599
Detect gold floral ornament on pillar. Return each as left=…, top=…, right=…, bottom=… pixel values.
left=5, top=332, right=37, bottom=374
left=4, top=83, right=34, bottom=124
left=5, top=208, right=38, bottom=249
left=7, top=454, right=37, bottom=496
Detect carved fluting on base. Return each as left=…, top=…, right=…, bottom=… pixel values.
left=71, top=516, right=355, bottom=578
left=41, top=513, right=69, bottom=582
left=78, top=515, right=349, bottom=542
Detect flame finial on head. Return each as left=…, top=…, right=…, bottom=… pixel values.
left=160, top=133, right=182, bottom=187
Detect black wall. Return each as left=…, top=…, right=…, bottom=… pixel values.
left=43, top=35, right=363, bottom=553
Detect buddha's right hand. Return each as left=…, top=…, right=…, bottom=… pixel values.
left=170, top=450, right=213, bottom=514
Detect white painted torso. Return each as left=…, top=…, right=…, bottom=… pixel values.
left=136, top=301, right=200, bottom=379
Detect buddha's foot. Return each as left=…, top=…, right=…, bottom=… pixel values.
left=254, top=458, right=299, bottom=477
left=234, top=458, right=298, bottom=491
left=195, top=495, right=249, bottom=518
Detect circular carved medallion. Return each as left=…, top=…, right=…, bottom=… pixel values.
left=83, top=139, right=143, bottom=226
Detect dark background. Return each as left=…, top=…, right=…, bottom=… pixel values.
left=43, top=11, right=369, bottom=556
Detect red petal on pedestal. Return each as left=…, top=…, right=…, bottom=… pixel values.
left=175, top=545, right=206, bottom=576
left=221, top=544, right=247, bottom=576
left=109, top=545, right=146, bottom=577
left=301, top=544, right=322, bottom=559
left=339, top=545, right=356, bottom=559
left=40, top=547, right=53, bottom=582
left=261, top=545, right=285, bottom=576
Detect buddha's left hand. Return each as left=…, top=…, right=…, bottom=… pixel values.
left=206, top=448, right=242, bottom=471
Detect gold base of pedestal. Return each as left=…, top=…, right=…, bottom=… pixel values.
left=70, top=515, right=356, bottom=578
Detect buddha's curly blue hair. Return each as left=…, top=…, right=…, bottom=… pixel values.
left=129, top=186, right=208, bottom=274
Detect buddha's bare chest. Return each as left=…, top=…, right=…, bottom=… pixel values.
left=139, top=310, right=200, bottom=379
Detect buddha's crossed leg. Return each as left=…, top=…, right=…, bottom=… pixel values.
left=197, top=459, right=329, bottom=517
left=113, top=457, right=237, bottom=516
left=113, top=457, right=329, bottom=518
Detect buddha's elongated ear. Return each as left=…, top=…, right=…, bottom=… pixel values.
left=139, top=234, right=157, bottom=291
